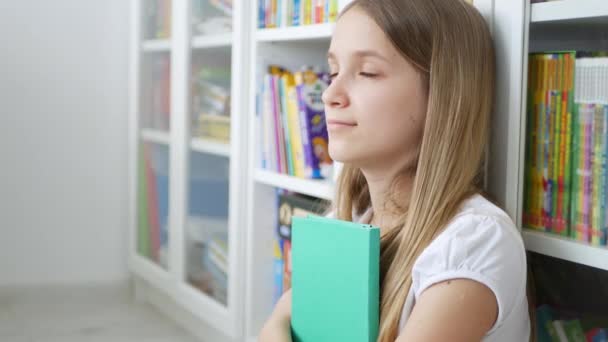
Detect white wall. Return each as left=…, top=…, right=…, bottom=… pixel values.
left=0, top=0, right=130, bottom=286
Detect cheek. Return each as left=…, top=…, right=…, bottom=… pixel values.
left=356, top=85, right=425, bottom=146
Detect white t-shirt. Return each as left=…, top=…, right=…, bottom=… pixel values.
left=355, top=193, right=531, bottom=341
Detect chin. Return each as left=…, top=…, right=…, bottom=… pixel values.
left=328, top=141, right=358, bottom=164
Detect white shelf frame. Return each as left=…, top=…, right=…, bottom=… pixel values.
left=192, top=32, right=233, bottom=49
left=256, top=23, right=335, bottom=42
left=254, top=169, right=334, bottom=201
left=191, top=137, right=231, bottom=157
left=142, top=39, right=171, bottom=52
left=531, top=0, right=608, bottom=24
left=140, top=129, right=170, bottom=145
left=523, top=230, right=608, bottom=271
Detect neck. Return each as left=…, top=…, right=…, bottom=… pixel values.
left=362, top=166, right=414, bottom=230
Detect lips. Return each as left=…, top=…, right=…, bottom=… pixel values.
left=326, top=119, right=357, bottom=127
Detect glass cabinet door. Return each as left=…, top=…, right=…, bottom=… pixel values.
left=184, top=0, right=233, bottom=306
left=137, top=0, right=173, bottom=269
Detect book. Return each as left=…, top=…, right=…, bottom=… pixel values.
left=290, top=215, right=380, bottom=342
left=276, top=193, right=328, bottom=293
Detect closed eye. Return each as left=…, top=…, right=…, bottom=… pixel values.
left=359, top=72, right=378, bottom=78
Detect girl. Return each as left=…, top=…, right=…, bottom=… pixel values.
left=260, top=0, right=531, bottom=341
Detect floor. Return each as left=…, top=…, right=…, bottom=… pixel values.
left=0, top=283, right=202, bottom=342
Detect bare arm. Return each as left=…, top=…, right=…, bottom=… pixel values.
left=258, top=289, right=293, bottom=342
left=396, top=279, right=498, bottom=342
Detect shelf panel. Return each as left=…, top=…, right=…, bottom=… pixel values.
left=142, top=39, right=171, bottom=52
left=141, top=129, right=170, bottom=145
left=531, top=0, right=608, bottom=24
left=522, top=229, right=608, bottom=271
left=254, top=169, right=334, bottom=200
left=256, top=23, right=335, bottom=42
left=190, top=137, right=230, bottom=157
left=192, top=33, right=232, bottom=49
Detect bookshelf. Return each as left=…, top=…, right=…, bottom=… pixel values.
left=514, top=0, right=608, bottom=273
left=128, top=0, right=248, bottom=340
left=128, top=0, right=608, bottom=341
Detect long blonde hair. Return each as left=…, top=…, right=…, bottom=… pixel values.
left=332, top=1, right=495, bottom=341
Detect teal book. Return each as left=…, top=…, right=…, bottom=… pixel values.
left=290, top=215, right=380, bottom=342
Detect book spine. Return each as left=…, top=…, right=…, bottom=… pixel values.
left=293, top=0, right=302, bottom=26
left=280, top=74, right=295, bottom=175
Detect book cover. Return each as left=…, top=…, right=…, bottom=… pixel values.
left=290, top=215, right=380, bottom=342
left=294, top=69, right=332, bottom=179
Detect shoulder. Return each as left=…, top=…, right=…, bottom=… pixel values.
left=411, top=194, right=527, bottom=331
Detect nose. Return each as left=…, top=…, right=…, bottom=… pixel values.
left=322, top=76, right=349, bottom=109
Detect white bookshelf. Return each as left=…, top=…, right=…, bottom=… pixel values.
left=530, top=0, right=608, bottom=24
left=517, top=0, right=608, bottom=271
left=129, top=0, right=247, bottom=341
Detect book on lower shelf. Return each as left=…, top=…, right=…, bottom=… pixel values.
left=530, top=252, right=608, bottom=341
left=138, top=142, right=170, bottom=268
left=273, top=192, right=330, bottom=304
left=523, top=51, right=608, bottom=247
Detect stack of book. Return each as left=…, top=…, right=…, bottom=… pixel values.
left=258, top=0, right=339, bottom=28
left=523, top=51, right=608, bottom=246
left=257, top=65, right=333, bottom=179
left=191, top=67, right=231, bottom=142
left=192, top=0, right=233, bottom=35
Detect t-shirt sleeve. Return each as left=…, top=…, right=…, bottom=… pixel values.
left=411, top=214, right=527, bottom=334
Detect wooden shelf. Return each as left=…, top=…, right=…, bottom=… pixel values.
left=256, top=23, right=335, bottom=42
left=141, top=129, right=170, bottom=145
left=192, top=33, right=232, bottom=49
left=531, top=0, right=608, bottom=25
left=191, top=137, right=230, bottom=157
left=522, top=229, right=608, bottom=271
left=142, top=39, right=171, bottom=52
left=254, top=169, right=334, bottom=200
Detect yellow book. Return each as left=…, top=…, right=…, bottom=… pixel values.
left=284, top=73, right=306, bottom=178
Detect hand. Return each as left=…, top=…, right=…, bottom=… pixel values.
left=258, top=289, right=292, bottom=342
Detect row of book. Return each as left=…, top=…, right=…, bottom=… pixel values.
left=258, top=0, right=339, bottom=28
left=144, top=0, right=172, bottom=40
left=138, top=143, right=170, bottom=268
left=142, top=55, right=171, bottom=131
left=537, top=305, right=608, bottom=342
left=256, top=66, right=333, bottom=179
left=523, top=52, right=608, bottom=246
left=273, top=192, right=328, bottom=303
left=191, top=66, right=232, bottom=142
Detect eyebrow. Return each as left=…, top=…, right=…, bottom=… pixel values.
left=327, top=50, right=391, bottom=63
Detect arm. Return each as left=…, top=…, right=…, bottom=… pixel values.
left=259, top=289, right=293, bottom=342
left=396, top=279, right=498, bottom=342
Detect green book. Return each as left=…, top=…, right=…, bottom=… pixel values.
left=290, top=215, right=380, bottom=342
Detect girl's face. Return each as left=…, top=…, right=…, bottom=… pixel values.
left=323, top=7, right=428, bottom=173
